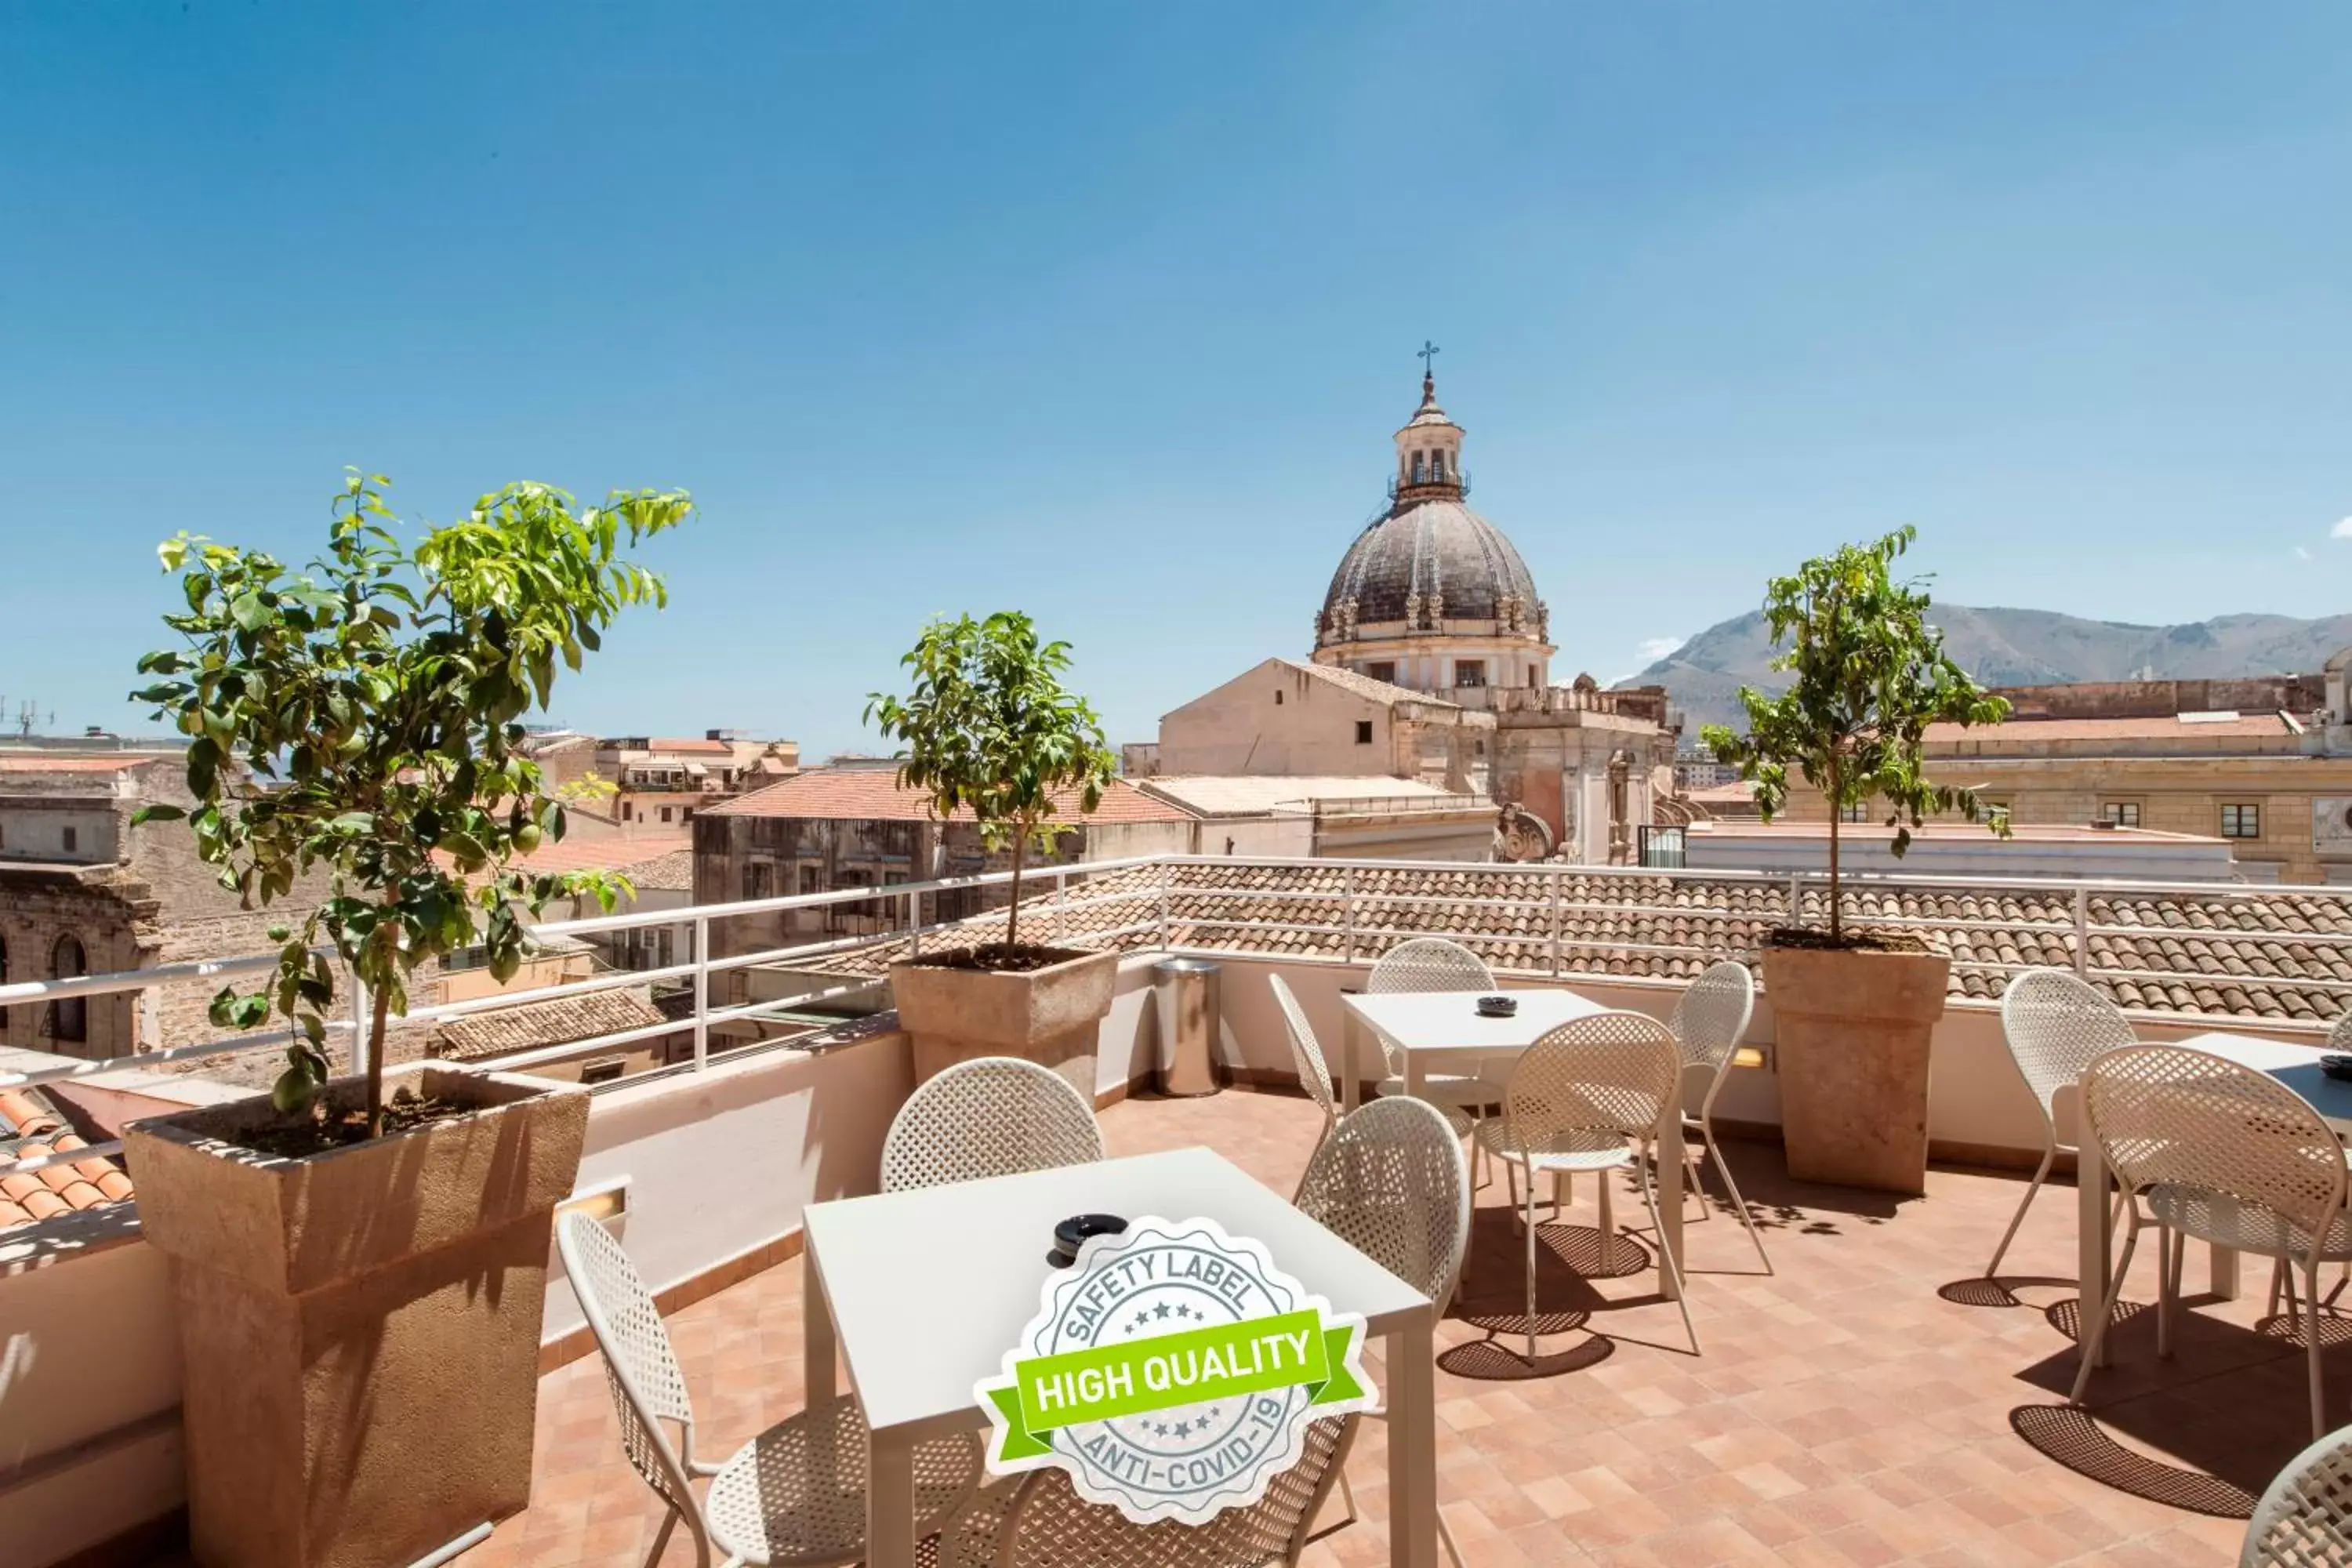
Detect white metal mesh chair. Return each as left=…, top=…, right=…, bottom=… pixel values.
left=1293, top=1095, right=1472, bottom=1567
left=1985, top=968, right=2139, bottom=1278
left=938, top=1417, right=1356, bottom=1567
left=1665, top=960, right=1768, bottom=1272
left=2244, top=1422, right=2352, bottom=1566
left=2071, top=1044, right=2352, bottom=1440
left=880, top=1055, right=1105, bottom=1193
left=556, top=1210, right=980, bottom=1567
left=1364, top=938, right=1499, bottom=1177
left=1270, top=973, right=1340, bottom=1164
left=1475, top=1010, right=1697, bottom=1359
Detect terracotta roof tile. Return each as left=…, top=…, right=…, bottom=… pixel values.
left=0, top=1088, right=135, bottom=1232
left=792, top=862, right=2352, bottom=1026
left=706, top=770, right=1192, bottom=825
left=0, top=754, right=160, bottom=773
left=430, top=987, right=673, bottom=1063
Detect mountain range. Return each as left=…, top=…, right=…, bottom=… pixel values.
left=1617, top=608, right=2352, bottom=736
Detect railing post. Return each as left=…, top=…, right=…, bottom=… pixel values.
left=1548, top=865, right=1564, bottom=979
left=2073, top=885, right=2090, bottom=978
left=1156, top=860, right=1172, bottom=953
left=692, top=915, right=710, bottom=1072
left=1787, top=872, right=1804, bottom=928
left=906, top=889, right=921, bottom=960
left=1341, top=867, right=1357, bottom=967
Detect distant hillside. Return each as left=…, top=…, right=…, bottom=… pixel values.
left=1621, top=608, right=2352, bottom=736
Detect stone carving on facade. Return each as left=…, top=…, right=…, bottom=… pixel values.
left=1337, top=596, right=1359, bottom=643
left=1495, top=593, right=1522, bottom=634
left=1493, top=801, right=1556, bottom=863
left=1535, top=601, right=1550, bottom=643
left=1403, top=591, right=1422, bottom=630
left=1424, top=590, right=1443, bottom=628
left=1606, top=749, right=1634, bottom=866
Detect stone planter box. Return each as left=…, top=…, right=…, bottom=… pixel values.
left=1761, top=942, right=1951, bottom=1196
left=122, top=1066, right=589, bottom=1568
left=890, top=946, right=1120, bottom=1101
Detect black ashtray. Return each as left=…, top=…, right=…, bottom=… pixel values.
left=2324, top=1054, right=2352, bottom=1083
left=1475, top=995, right=1518, bottom=1018
left=1048, top=1213, right=1128, bottom=1269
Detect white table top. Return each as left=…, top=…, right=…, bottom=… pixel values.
left=801, top=1145, right=1433, bottom=1439
left=1341, top=987, right=1611, bottom=1059
left=2176, top=1030, right=2352, bottom=1137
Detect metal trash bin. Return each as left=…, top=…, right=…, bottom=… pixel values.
left=1153, top=957, right=1222, bottom=1097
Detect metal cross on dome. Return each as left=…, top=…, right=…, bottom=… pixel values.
left=1417, top=339, right=1440, bottom=374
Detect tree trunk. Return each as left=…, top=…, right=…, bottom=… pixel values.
left=1006, top=827, right=1026, bottom=952
left=1826, top=755, right=1843, bottom=944
left=365, top=980, right=391, bottom=1138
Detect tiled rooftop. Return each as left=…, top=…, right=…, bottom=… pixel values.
left=0, top=1087, right=133, bottom=1229
left=420, top=1088, right=2300, bottom=1568
left=813, top=861, right=2352, bottom=1022
left=429, top=987, right=673, bottom=1062
left=705, top=769, right=1194, bottom=824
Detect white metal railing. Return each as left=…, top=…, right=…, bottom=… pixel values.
left=9, top=851, right=2352, bottom=1189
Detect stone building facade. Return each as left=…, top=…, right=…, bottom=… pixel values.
left=1156, top=366, right=1678, bottom=864
left=1769, top=672, right=2352, bottom=884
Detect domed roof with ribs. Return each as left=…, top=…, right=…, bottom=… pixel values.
left=1319, top=498, right=1544, bottom=635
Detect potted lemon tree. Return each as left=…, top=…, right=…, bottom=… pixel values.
left=866, top=611, right=1120, bottom=1096
left=122, top=472, right=691, bottom=1568
left=1702, top=527, right=2009, bottom=1195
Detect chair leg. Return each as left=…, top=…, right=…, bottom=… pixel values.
left=1984, top=1143, right=2053, bottom=1279
left=643, top=1507, right=682, bottom=1568
left=2285, top=1258, right=2304, bottom=1334
left=2307, top=1257, right=2331, bottom=1442
left=1638, top=1156, right=1700, bottom=1356
left=2156, top=1226, right=2180, bottom=1359
left=1598, top=1168, right=1614, bottom=1243
left=1682, top=1138, right=1709, bottom=1223
left=2271, top=1257, right=2288, bottom=1322
left=1525, top=1158, right=1542, bottom=1360
left=2070, top=1217, right=2141, bottom=1406
left=1504, top=1152, right=1521, bottom=1232
left=1706, top=1126, right=1773, bottom=1276
left=1437, top=1508, right=1466, bottom=1568
left=1338, top=1465, right=1359, bottom=1528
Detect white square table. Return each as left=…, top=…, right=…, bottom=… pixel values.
left=1338, top=986, right=1613, bottom=1111
left=1339, top=986, right=1683, bottom=1300
left=800, top=1145, right=1442, bottom=1567
left=2077, top=1030, right=2352, bottom=1327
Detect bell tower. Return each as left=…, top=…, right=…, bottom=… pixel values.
left=1392, top=341, right=1467, bottom=503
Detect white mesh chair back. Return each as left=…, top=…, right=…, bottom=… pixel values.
left=991, top=1416, right=1353, bottom=1566
left=2082, top=1044, right=2347, bottom=1244
left=1366, top=937, right=1496, bottom=995
left=1294, top=1096, right=1472, bottom=1305
left=883, top=1055, right=1105, bottom=1192
left=2001, top=968, right=2136, bottom=1125
left=556, top=1210, right=701, bottom=1520
left=2243, top=1423, right=2352, bottom=1566
left=1667, top=960, right=1755, bottom=1074
left=1502, top=1011, right=1683, bottom=1155
left=1269, top=974, right=1338, bottom=1134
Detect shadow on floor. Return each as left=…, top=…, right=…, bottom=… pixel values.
left=1937, top=1274, right=2076, bottom=1308
left=2009, top=1404, right=2259, bottom=1519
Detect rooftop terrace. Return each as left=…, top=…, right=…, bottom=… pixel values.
left=10, top=852, right=2352, bottom=1566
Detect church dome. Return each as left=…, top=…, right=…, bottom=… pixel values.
left=1313, top=364, right=1550, bottom=652
left=1319, top=499, right=1544, bottom=635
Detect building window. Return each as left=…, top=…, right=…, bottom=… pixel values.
left=1838, top=801, right=1868, bottom=823
left=621, top=800, right=633, bottom=821
left=578, top=1057, right=627, bottom=1086
left=2100, top=801, right=2142, bottom=828
left=1365, top=662, right=1396, bottom=684
left=50, top=935, right=86, bottom=1043
left=1454, top=661, right=1486, bottom=688
left=2221, top=803, right=2262, bottom=839
left=1273, top=689, right=1283, bottom=705
left=658, top=806, right=673, bottom=824
left=1355, top=720, right=1374, bottom=745
left=1410, top=454, right=1425, bottom=482
left=61, top=826, right=77, bottom=854
left=0, top=933, right=8, bottom=1030
left=743, top=862, right=771, bottom=900
left=800, top=865, right=821, bottom=895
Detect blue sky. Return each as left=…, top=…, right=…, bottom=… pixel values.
left=3, top=3, right=2349, bottom=757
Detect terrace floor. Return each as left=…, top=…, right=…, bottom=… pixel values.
left=255, top=1089, right=2352, bottom=1566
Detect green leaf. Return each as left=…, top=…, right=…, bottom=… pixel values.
left=130, top=804, right=187, bottom=826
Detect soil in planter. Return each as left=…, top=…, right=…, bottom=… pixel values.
left=906, top=942, right=1087, bottom=974
left=1768, top=926, right=1938, bottom=954
left=234, top=1090, right=474, bottom=1160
